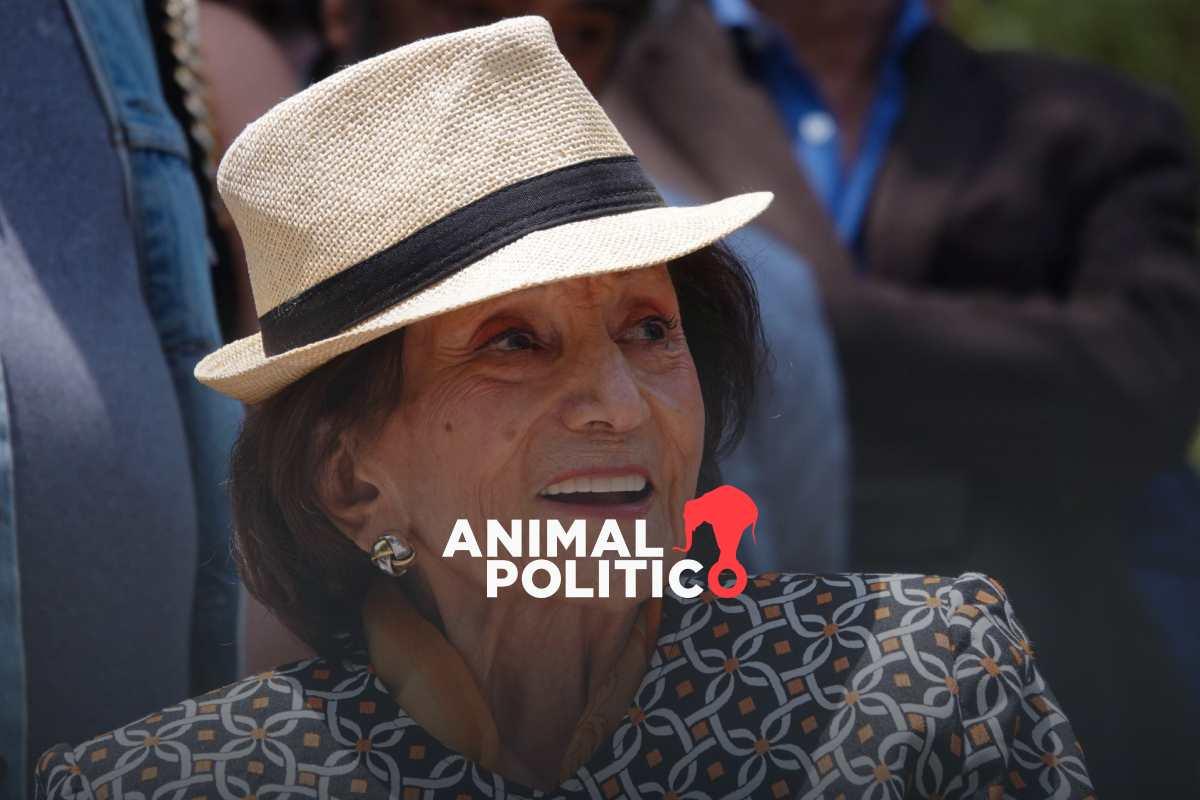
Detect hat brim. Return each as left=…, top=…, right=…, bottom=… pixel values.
left=195, top=191, right=773, bottom=404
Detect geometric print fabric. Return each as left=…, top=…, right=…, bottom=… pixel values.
left=35, top=572, right=1094, bottom=799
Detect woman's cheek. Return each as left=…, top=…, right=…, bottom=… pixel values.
left=414, top=371, right=527, bottom=444
left=650, top=354, right=705, bottom=449
left=426, top=381, right=541, bottom=511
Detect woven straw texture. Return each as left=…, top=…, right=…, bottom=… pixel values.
left=219, top=16, right=630, bottom=315
left=196, top=16, right=772, bottom=403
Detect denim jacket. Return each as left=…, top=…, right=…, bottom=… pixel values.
left=0, top=2, right=242, bottom=796
left=0, top=359, right=20, bottom=800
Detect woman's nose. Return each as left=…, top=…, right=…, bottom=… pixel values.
left=559, top=339, right=650, bottom=434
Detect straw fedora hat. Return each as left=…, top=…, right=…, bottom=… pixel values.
left=195, top=15, right=772, bottom=404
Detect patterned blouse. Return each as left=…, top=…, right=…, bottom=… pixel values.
left=35, top=573, right=1095, bottom=799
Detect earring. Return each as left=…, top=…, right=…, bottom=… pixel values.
left=370, top=533, right=416, bottom=577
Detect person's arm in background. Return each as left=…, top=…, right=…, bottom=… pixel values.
left=198, top=1, right=299, bottom=340
left=825, top=92, right=1200, bottom=487
left=197, top=1, right=315, bottom=669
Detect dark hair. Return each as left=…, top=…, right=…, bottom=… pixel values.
left=229, top=244, right=765, bottom=656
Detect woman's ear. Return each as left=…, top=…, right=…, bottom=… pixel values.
left=316, top=431, right=386, bottom=553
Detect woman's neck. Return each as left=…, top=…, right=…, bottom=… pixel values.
left=371, top=570, right=643, bottom=790
left=452, top=593, right=640, bottom=787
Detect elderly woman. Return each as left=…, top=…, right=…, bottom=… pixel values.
left=35, top=17, right=1093, bottom=800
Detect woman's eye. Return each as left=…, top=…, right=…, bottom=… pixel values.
left=625, top=315, right=678, bottom=344
left=482, top=328, right=539, bottom=352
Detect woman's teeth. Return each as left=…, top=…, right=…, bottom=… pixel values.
left=540, top=474, right=648, bottom=497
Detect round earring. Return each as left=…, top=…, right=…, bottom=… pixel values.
left=370, top=533, right=416, bottom=577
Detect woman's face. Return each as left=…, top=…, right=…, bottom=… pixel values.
left=357, top=265, right=705, bottom=597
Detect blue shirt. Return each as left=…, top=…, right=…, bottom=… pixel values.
left=710, top=0, right=931, bottom=257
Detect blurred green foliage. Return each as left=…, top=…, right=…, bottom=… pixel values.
left=949, top=0, right=1200, bottom=134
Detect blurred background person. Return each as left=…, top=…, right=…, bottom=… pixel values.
left=604, top=0, right=1200, bottom=793
left=195, top=1, right=301, bottom=339
left=190, top=0, right=312, bottom=674
left=206, top=0, right=325, bottom=80
left=316, top=0, right=648, bottom=90
left=951, top=0, right=1200, bottom=743
left=0, top=1, right=242, bottom=796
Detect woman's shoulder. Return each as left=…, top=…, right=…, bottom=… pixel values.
left=697, top=570, right=1045, bottom=672
left=34, top=654, right=386, bottom=799
left=652, top=571, right=1093, bottom=795
left=673, top=570, right=1026, bottom=636
left=660, top=570, right=1039, bottom=683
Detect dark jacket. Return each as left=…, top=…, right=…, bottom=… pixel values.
left=602, top=2, right=1200, bottom=793
left=36, top=573, right=1092, bottom=799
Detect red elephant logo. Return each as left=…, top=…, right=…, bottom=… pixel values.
left=676, top=484, right=758, bottom=598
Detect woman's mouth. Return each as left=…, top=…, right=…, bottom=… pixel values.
left=538, top=473, right=654, bottom=507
